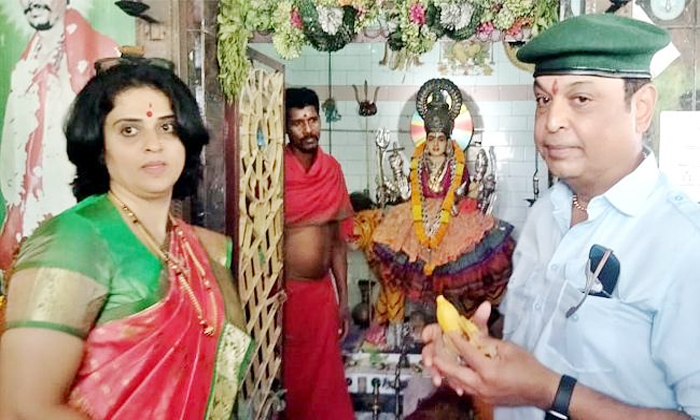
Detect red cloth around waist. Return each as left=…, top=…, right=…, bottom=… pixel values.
left=283, top=274, right=353, bottom=420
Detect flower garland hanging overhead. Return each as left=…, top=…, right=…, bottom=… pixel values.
left=271, top=1, right=306, bottom=60
left=385, top=0, right=437, bottom=58
left=427, top=0, right=482, bottom=41
left=299, top=0, right=358, bottom=53
left=216, top=0, right=558, bottom=99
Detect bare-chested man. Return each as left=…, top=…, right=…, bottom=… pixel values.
left=282, top=87, right=354, bottom=420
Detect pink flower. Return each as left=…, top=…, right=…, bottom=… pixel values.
left=476, top=22, right=494, bottom=41
left=505, top=26, right=522, bottom=40
left=409, top=3, right=426, bottom=25
left=291, top=8, right=303, bottom=29
left=505, top=18, right=531, bottom=40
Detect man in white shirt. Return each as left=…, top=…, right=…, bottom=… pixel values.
left=422, top=13, right=700, bottom=420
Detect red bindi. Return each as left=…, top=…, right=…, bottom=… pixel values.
left=551, top=79, right=559, bottom=95
left=146, top=103, right=153, bottom=118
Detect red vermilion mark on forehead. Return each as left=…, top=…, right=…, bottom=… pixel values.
left=146, top=103, right=153, bottom=118
left=551, top=79, right=559, bottom=95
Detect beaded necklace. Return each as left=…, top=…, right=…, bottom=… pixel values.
left=109, top=192, right=216, bottom=336
left=572, top=194, right=587, bottom=212
left=426, top=158, right=449, bottom=193
left=570, top=150, right=650, bottom=214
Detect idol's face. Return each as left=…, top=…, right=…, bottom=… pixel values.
left=426, top=132, right=448, bottom=158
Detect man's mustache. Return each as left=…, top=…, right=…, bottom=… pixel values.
left=24, top=3, right=51, bottom=15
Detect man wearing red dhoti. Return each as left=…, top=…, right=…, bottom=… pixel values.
left=0, top=1, right=120, bottom=271
left=283, top=87, right=354, bottom=419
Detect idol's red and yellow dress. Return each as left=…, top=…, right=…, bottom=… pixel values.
left=365, top=145, right=515, bottom=321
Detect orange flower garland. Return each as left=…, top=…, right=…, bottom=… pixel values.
left=410, top=140, right=465, bottom=261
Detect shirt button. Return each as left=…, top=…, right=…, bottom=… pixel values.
left=550, top=264, right=559, bottom=271
left=675, top=195, right=683, bottom=201
left=534, top=303, right=542, bottom=310
left=572, top=314, right=579, bottom=321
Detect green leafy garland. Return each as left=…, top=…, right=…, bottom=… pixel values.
left=217, top=0, right=251, bottom=101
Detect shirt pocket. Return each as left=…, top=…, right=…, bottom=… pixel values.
left=545, top=280, right=633, bottom=375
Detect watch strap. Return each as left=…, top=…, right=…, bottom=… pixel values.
left=544, top=374, right=577, bottom=420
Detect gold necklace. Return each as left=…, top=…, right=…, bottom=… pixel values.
left=426, top=157, right=449, bottom=193
left=571, top=150, right=648, bottom=214
left=108, top=192, right=216, bottom=336
left=572, top=194, right=588, bottom=212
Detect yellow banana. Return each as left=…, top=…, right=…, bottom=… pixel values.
left=436, top=295, right=463, bottom=333
left=436, top=295, right=478, bottom=340
left=436, top=295, right=495, bottom=358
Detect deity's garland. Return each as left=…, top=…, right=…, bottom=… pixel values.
left=410, top=140, right=465, bottom=274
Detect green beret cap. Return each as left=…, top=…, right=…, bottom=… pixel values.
left=517, top=14, right=670, bottom=78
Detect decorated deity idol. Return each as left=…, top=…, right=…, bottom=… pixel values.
left=365, top=78, right=516, bottom=327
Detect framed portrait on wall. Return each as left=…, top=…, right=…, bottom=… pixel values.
left=0, top=0, right=135, bottom=271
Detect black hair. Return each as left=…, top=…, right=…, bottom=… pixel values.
left=285, top=87, right=320, bottom=118
left=64, top=63, right=209, bottom=201
left=350, top=191, right=376, bottom=212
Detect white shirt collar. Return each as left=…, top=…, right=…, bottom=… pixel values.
left=550, top=147, right=659, bottom=225
left=602, top=148, right=659, bottom=217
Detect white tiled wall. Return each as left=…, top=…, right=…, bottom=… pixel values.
left=251, top=41, right=549, bottom=305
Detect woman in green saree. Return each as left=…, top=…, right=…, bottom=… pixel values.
left=0, top=57, right=253, bottom=419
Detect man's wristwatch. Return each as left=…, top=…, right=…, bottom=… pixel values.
left=545, top=375, right=577, bottom=420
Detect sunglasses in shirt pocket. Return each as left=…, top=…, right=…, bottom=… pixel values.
left=588, top=244, right=620, bottom=298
